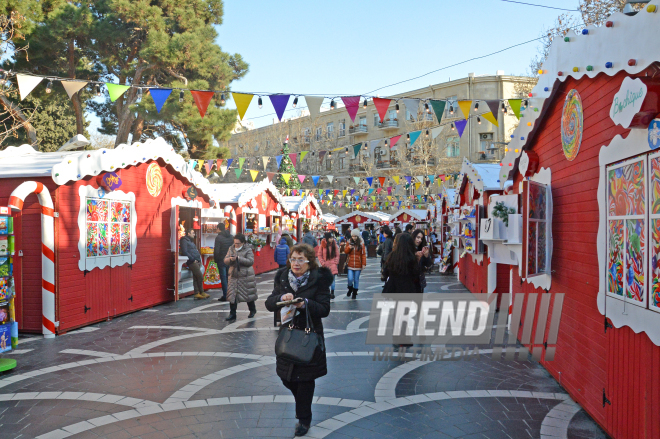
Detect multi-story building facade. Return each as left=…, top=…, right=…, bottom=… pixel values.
left=223, top=72, right=534, bottom=215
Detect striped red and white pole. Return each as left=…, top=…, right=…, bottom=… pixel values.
left=223, top=205, right=237, bottom=235
left=9, top=181, right=56, bottom=338
left=290, top=212, right=298, bottom=243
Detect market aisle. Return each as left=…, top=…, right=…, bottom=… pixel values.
left=0, top=260, right=606, bottom=439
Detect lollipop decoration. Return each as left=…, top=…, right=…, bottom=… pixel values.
left=146, top=162, right=163, bottom=197
left=561, top=89, right=584, bottom=161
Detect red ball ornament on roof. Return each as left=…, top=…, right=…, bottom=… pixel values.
left=558, top=71, right=563, bottom=76
left=628, top=59, right=637, bottom=66
left=605, top=21, right=613, bottom=27
left=528, top=92, right=533, bottom=97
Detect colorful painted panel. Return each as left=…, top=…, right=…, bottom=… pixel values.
left=110, top=223, right=121, bottom=255
left=97, top=224, right=108, bottom=256
left=146, top=162, right=163, bottom=197
left=537, top=222, right=547, bottom=273
left=121, top=224, right=131, bottom=254
left=652, top=219, right=660, bottom=308
left=651, top=157, right=660, bottom=214
left=561, top=89, right=583, bottom=161
left=528, top=222, right=537, bottom=276
left=86, top=199, right=108, bottom=222
left=529, top=183, right=547, bottom=220
left=608, top=220, right=624, bottom=296
left=608, top=161, right=645, bottom=216
left=625, top=219, right=645, bottom=302
left=111, top=201, right=130, bottom=223
left=86, top=223, right=98, bottom=257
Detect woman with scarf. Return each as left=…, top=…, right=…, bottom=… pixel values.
left=224, top=233, right=258, bottom=321
left=344, top=228, right=367, bottom=299
left=265, top=244, right=332, bottom=437
left=318, top=232, right=340, bottom=299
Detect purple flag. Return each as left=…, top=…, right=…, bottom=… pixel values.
left=455, top=119, right=468, bottom=138
left=269, top=95, right=290, bottom=121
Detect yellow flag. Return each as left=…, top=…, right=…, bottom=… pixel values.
left=387, top=196, right=392, bottom=201
left=342, top=190, right=347, bottom=198
left=481, top=111, right=499, bottom=127
left=437, top=179, right=443, bottom=187
left=392, top=176, right=400, bottom=184
left=300, top=151, right=309, bottom=161
left=415, top=182, right=421, bottom=190
left=250, top=170, right=259, bottom=181
left=233, top=93, right=254, bottom=120
left=198, top=160, right=204, bottom=171
left=458, top=100, right=473, bottom=120
left=282, top=173, right=291, bottom=184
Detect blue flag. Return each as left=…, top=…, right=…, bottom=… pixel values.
left=409, top=130, right=422, bottom=147
left=226, top=158, right=233, bottom=168
left=149, top=88, right=172, bottom=113
left=276, top=155, right=283, bottom=168
left=312, top=175, right=320, bottom=186
left=366, top=177, right=373, bottom=186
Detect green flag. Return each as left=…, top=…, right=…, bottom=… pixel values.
left=508, top=99, right=522, bottom=119
left=238, top=157, right=246, bottom=170
left=353, top=176, right=360, bottom=185
left=353, top=143, right=362, bottom=158
left=430, top=100, right=446, bottom=124
left=234, top=168, right=242, bottom=179
left=106, top=83, right=130, bottom=102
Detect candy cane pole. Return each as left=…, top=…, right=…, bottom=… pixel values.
left=223, top=205, right=237, bottom=235
left=9, top=181, right=56, bottom=338
left=290, top=212, right=298, bottom=243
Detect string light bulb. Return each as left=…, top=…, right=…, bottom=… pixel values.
left=451, top=123, right=455, bottom=130
left=137, top=87, right=143, bottom=99
left=179, top=90, right=184, bottom=102
left=46, top=80, right=53, bottom=94
left=425, top=102, right=430, bottom=113
left=220, top=93, right=226, bottom=105
left=425, top=129, right=429, bottom=137
left=258, top=96, right=263, bottom=108
left=363, top=98, right=368, bottom=109
left=501, top=102, right=507, bottom=113
left=477, top=117, right=481, bottom=124
left=330, top=99, right=335, bottom=109
left=474, top=102, right=479, bottom=111
left=450, top=105, right=454, bottom=115
left=96, top=85, right=101, bottom=96
left=395, top=102, right=399, bottom=113
left=292, top=96, right=298, bottom=108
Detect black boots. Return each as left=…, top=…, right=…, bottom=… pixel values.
left=352, top=289, right=358, bottom=299
left=225, top=302, right=237, bottom=321
left=247, top=301, right=257, bottom=318
left=294, top=423, right=310, bottom=436
left=347, top=286, right=353, bottom=297
left=330, top=290, right=335, bottom=300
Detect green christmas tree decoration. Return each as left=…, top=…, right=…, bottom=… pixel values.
left=275, top=139, right=302, bottom=189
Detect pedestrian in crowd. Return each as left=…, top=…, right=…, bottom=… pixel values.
left=274, top=237, right=290, bottom=269
left=265, top=244, right=332, bottom=437
left=382, top=232, right=421, bottom=294
left=213, top=223, right=233, bottom=302
left=302, top=227, right=317, bottom=248
left=404, top=223, right=414, bottom=234
left=282, top=233, right=294, bottom=249
left=343, top=229, right=351, bottom=243
left=394, top=226, right=402, bottom=238
left=380, top=226, right=394, bottom=273
left=411, top=229, right=434, bottom=293
left=224, top=233, right=257, bottom=321
left=344, top=228, right=367, bottom=299
left=361, top=228, right=370, bottom=244
left=318, top=232, right=340, bottom=299
left=180, top=229, right=208, bottom=300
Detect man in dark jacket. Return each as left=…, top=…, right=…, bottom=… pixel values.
left=180, top=229, right=208, bottom=300
left=380, top=226, right=394, bottom=272
left=273, top=237, right=290, bottom=268
left=213, top=223, right=234, bottom=301
left=302, top=228, right=317, bottom=248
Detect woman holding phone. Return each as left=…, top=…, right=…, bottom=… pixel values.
left=411, top=229, right=433, bottom=293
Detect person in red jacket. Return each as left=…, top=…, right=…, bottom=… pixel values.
left=318, top=232, right=340, bottom=299
left=344, top=228, right=367, bottom=299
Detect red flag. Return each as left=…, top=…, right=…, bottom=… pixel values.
left=378, top=177, right=386, bottom=187
left=289, top=153, right=297, bottom=167
left=373, top=97, right=391, bottom=123
left=204, top=163, right=211, bottom=174
left=190, top=90, right=214, bottom=118
left=266, top=172, right=275, bottom=182
left=216, top=159, right=224, bottom=169
left=390, top=135, right=403, bottom=148
left=334, top=189, right=339, bottom=196
left=341, top=96, right=361, bottom=122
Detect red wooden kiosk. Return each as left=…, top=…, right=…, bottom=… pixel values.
left=389, top=208, right=429, bottom=231
left=282, top=195, right=322, bottom=241
left=333, top=211, right=383, bottom=236
left=490, top=6, right=660, bottom=437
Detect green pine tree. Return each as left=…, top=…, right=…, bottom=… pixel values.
left=275, top=140, right=301, bottom=189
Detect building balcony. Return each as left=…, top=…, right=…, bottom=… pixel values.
left=378, top=120, right=399, bottom=130
left=349, top=164, right=366, bottom=172
left=349, top=125, right=368, bottom=135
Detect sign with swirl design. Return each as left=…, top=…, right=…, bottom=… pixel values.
left=561, top=89, right=583, bottom=161
left=145, top=163, right=163, bottom=197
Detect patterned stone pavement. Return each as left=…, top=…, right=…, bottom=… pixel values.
left=0, top=260, right=608, bottom=439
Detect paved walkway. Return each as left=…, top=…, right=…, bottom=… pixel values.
left=0, top=261, right=607, bottom=439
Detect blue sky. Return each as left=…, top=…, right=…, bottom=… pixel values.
left=215, top=0, right=580, bottom=128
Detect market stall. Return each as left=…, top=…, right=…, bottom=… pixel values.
left=0, top=206, right=17, bottom=370
left=0, top=138, right=216, bottom=336
left=283, top=195, right=322, bottom=240
left=389, top=208, right=429, bottom=231
left=319, top=213, right=338, bottom=231
left=333, top=211, right=383, bottom=237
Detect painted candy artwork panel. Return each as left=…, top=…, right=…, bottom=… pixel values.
left=529, top=183, right=547, bottom=220
left=111, top=201, right=130, bottom=223
left=528, top=222, right=537, bottom=276
left=652, top=219, right=660, bottom=308
left=625, top=219, right=645, bottom=302
left=110, top=223, right=121, bottom=255
left=608, top=220, right=624, bottom=296
left=651, top=157, right=660, bottom=214
left=538, top=222, right=547, bottom=273
left=97, top=223, right=108, bottom=256
left=86, top=199, right=108, bottom=222
left=608, top=160, right=645, bottom=217
left=121, top=224, right=131, bottom=254
left=86, top=223, right=98, bottom=257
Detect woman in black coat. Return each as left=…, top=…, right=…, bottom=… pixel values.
left=411, top=229, right=434, bottom=293
left=382, top=233, right=421, bottom=295
left=265, top=243, right=332, bottom=437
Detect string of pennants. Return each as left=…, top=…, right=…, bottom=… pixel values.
left=12, top=72, right=527, bottom=122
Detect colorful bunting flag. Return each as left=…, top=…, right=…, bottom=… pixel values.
left=484, top=100, right=500, bottom=127
left=149, top=88, right=172, bottom=113
left=305, top=96, right=324, bottom=119
left=61, top=80, right=88, bottom=99
left=300, top=151, right=309, bottom=162
left=260, top=156, right=268, bottom=171
left=312, top=176, right=320, bottom=186
left=455, top=119, right=468, bottom=138
left=508, top=99, right=522, bottom=119
left=353, top=143, right=362, bottom=158
left=341, top=96, right=361, bottom=122
left=458, top=100, right=472, bottom=120
left=298, top=175, right=306, bottom=184
left=318, top=151, right=326, bottom=163
left=409, top=130, right=422, bottom=147
left=416, top=176, right=424, bottom=183
left=234, top=168, right=242, bottom=179
left=431, top=126, right=444, bottom=139
left=226, top=158, right=233, bottom=168
left=275, top=156, right=282, bottom=168
left=289, top=153, right=297, bottom=167
left=373, top=97, right=391, bottom=123
left=233, top=93, right=254, bottom=120
left=269, top=95, right=290, bottom=121
left=327, top=175, right=334, bottom=183
left=430, top=100, right=446, bottom=124
left=282, top=173, right=291, bottom=184
left=366, top=177, right=373, bottom=187
left=378, top=177, right=386, bottom=187
left=402, top=98, right=419, bottom=120
left=353, top=176, right=360, bottom=185
left=106, top=83, right=130, bottom=102
left=219, top=165, right=228, bottom=177
left=405, top=176, right=412, bottom=185
left=266, top=172, right=275, bottom=182
left=392, top=176, right=400, bottom=184
left=190, top=90, right=214, bottom=118
left=216, top=159, right=224, bottom=169
left=250, top=170, right=259, bottom=181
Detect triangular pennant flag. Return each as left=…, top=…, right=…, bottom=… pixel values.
left=197, top=160, right=204, bottom=171
left=342, top=190, right=348, bottom=198
left=484, top=100, right=500, bottom=127
left=273, top=155, right=282, bottom=169
left=366, top=177, right=373, bottom=187
left=216, top=159, right=224, bottom=169
left=405, top=176, right=412, bottom=185
left=371, top=196, right=376, bottom=201
left=106, top=83, right=131, bottom=102
left=61, top=80, right=88, bottom=99
left=298, top=175, right=306, bottom=184
left=353, top=177, right=360, bottom=185
left=431, top=126, right=444, bottom=139
left=269, top=95, right=290, bottom=121
left=327, top=175, right=334, bottom=183
left=388, top=195, right=392, bottom=200
left=378, top=177, right=386, bottom=187
left=353, top=143, right=362, bottom=158
left=219, top=165, right=228, bottom=177
left=458, top=100, right=472, bottom=120
left=430, top=100, right=446, bottom=124
left=359, top=189, right=365, bottom=195
left=266, top=172, right=275, bottom=182
left=377, top=187, right=382, bottom=194
left=305, top=96, right=324, bottom=120
left=234, top=168, right=242, bottom=179
left=282, top=173, right=291, bottom=184
left=232, top=93, right=254, bottom=120
left=204, top=162, right=211, bottom=174
left=288, top=153, right=297, bottom=167
left=409, top=130, right=422, bottom=147
left=415, top=183, right=421, bottom=190
left=149, top=88, right=172, bottom=113
left=368, top=188, right=374, bottom=196
left=312, top=176, right=320, bottom=186
left=190, top=90, right=215, bottom=118
left=238, top=157, right=246, bottom=170
left=250, top=170, right=259, bottom=181
left=318, top=151, right=327, bottom=164
left=402, top=98, right=419, bottom=120
left=425, top=180, right=431, bottom=187
left=334, top=189, right=339, bottom=196
left=428, top=175, right=435, bottom=184
left=387, top=188, right=392, bottom=196
left=261, top=156, right=269, bottom=171
left=300, top=151, right=309, bottom=162
left=373, top=97, right=391, bottom=123
left=508, top=99, right=522, bottom=119
left=455, top=119, right=468, bottom=138
left=392, top=176, right=400, bottom=184
left=226, top=158, right=233, bottom=168
left=390, top=135, right=402, bottom=149
left=481, top=110, right=499, bottom=127
left=341, top=96, right=361, bottom=122
left=416, top=176, right=424, bottom=183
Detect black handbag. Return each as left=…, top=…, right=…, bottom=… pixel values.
left=275, top=304, right=323, bottom=364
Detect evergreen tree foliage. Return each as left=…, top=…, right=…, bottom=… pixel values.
left=275, top=140, right=301, bottom=189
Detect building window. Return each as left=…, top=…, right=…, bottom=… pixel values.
left=326, top=158, right=332, bottom=171
left=359, top=116, right=367, bottom=127
left=446, top=96, right=457, bottom=117
left=446, top=137, right=460, bottom=157
left=373, top=112, right=379, bottom=127
left=316, top=126, right=322, bottom=141
left=339, top=119, right=346, bottom=137
left=327, top=122, right=334, bottom=138
left=339, top=156, right=345, bottom=169
left=388, top=110, right=397, bottom=121
left=527, top=181, right=551, bottom=277
left=254, top=143, right=259, bottom=151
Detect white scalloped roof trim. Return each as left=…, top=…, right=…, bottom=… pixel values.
left=210, top=178, right=288, bottom=209
left=51, top=137, right=215, bottom=199
left=458, top=158, right=502, bottom=194
left=334, top=210, right=383, bottom=223
left=0, top=144, right=41, bottom=158
left=390, top=209, right=427, bottom=221
left=499, top=0, right=660, bottom=188
left=283, top=195, right=322, bottom=216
